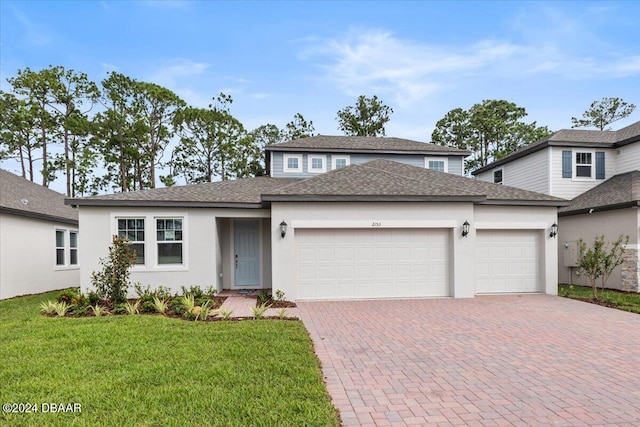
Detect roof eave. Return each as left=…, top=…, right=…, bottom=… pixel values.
left=558, top=200, right=640, bottom=217
left=265, top=146, right=470, bottom=156
left=478, top=199, right=570, bottom=207
left=0, top=207, right=78, bottom=225
left=262, top=194, right=486, bottom=203
left=65, top=199, right=264, bottom=209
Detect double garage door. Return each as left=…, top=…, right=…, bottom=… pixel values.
left=295, top=228, right=542, bottom=300
left=296, top=228, right=450, bottom=300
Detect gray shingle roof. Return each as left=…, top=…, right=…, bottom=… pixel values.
left=559, top=170, right=640, bottom=216
left=266, top=135, right=470, bottom=155
left=263, top=159, right=568, bottom=205
left=66, top=177, right=300, bottom=207
left=473, top=120, right=640, bottom=175
left=0, top=169, right=78, bottom=224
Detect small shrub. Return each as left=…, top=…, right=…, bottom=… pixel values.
left=91, top=305, right=109, bottom=317
left=257, top=290, right=269, bottom=304
left=40, top=300, right=57, bottom=315
left=277, top=308, right=288, bottom=320
left=87, top=291, right=102, bottom=306
left=154, top=286, right=172, bottom=300
left=181, top=285, right=205, bottom=299
left=113, top=303, right=127, bottom=315
left=141, top=301, right=156, bottom=313
left=195, top=300, right=212, bottom=321
left=152, top=297, right=168, bottom=315
left=134, top=283, right=154, bottom=303
left=204, top=285, right=218, bottom=297
left=251, top=302, right=271, bottom=319
left=275, top=289, right=285, bottom=302
left=181, top=294, right=196, bottom=316
left=216, top=308, right=233, bottom=320
left=73, top=304, right=89, bottom=317
left=170, top=298, right=185, bottom=315
left=53, top=301, right=71, bottom=317
left=124, top=300, right=140, bottom=315
left=56, top=289, right=79, bottom=304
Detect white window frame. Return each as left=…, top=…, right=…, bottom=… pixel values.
left=54, top=228, right=79, bottom=270
left=493, top=168, right=504, bottom=185
left=55, top=229, right=66, bottom=267
left=425, top=157, right=448, bottom=173
left=573, top=150, right=595, bottom=181
left=307, top=155, right=326, bottom=173
left=155, top=217, right=184, bottom=266
left=331, top=155, right=351, bottom=170
left=116, top=217, right=146, bottom=267
left=70, top=231, right=78, bottom=266
left=283, top=154, right=303, bottom=173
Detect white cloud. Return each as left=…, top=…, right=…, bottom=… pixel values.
left=99, top=62, right=119, bottom=72
left=147, top=59, right=209, bottom=88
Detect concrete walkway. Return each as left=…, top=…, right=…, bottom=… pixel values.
left=298, top=295, right=640, bottom=426
left=217, top=290, right=299, bottom=319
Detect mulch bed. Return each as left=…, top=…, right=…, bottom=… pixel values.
left=257, top=297, right=297, bottom=308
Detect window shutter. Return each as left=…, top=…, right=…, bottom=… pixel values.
left=595, top=152, right=605, bottom=179
left=562, top=150, right=572, bottom=178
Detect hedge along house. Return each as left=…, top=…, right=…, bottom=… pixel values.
left=1, top=169, right=79, bottom=299
left=67, top=151, right=568, bottom=300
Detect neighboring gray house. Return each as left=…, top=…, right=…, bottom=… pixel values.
left=0, top=169, right=80, bottom=299
left=473, top=121, right=640, bottom=291
left=68, top=137, right=567, bottom=301
left=266, top=135, right=469, bottom=178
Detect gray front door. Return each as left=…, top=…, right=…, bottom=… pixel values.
left=234, top=220, right=260, bottom=287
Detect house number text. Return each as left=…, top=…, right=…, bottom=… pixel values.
left=371, top=222, right=382, bottom=227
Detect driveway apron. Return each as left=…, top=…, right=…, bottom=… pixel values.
left=298, top=295, right=640, bottom=426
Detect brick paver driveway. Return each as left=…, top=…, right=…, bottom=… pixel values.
left=298, top=295, right=640, bottom=426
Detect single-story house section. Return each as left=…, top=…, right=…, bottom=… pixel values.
left=0, top=169, right=80, bottom=299
left=67, top=159, right=568, bottom=301
left=558, top=170, right=640, bottom=292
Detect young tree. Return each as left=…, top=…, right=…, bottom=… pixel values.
left=571, top=97, right=636, bottom=130
left=0, top=91, right=41, bottom=181
left=432, top=100, right=551, bottom=173
left=336, top=95, right=393, bottom=136
left=578, top=235, right=629, bottom=299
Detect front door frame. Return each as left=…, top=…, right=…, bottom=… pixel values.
left=231, top=219, right=263, bottom=289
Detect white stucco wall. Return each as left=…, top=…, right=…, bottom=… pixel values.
left=271, top=202, right=559, bottom=301
left=558, top=208, right=639, bottom=290
left=78, top=207, right=271, bottom=297
left=0, top=214, right=79, bottom=299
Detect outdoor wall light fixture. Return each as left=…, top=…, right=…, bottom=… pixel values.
left=550, top=223, right=558, bottom=238
left=280, top=220, right=288, bottom=238
left=462, top=220, right=470, bottom=237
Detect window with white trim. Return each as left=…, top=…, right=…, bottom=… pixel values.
left=425, top=157, right=448, bottom=173
left=307, top=155, right=326, bottom=173
left=575, top=152, right=592, bottom=178
left=283, top=154, right=303, bottom=173
left=157, top=218, right=183, bottom=265
left=493, top=169, right=503, bottom=184
left=332, top=155, right=350, bottom=170
left=56, top=230, right=65, bottom=266
left=70, top=231, right=78, bottom=265
left=117, top=218, right=145, bottom=265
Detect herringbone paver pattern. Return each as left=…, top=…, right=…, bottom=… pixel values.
left=299, top=295, right=640, bottom=426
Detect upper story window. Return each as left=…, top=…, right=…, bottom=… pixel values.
left=425, top=157, right=448, bottom=173
left=118, top=218, right=145, bottom=265
left=332, top=155, right=350, bottom=170
left=283, top=154, right=303, bottom=173
left=157, top=218, right=183, bottom=265
left=308, top=155, right=326, bottom=173
left=562, top=150, right=605, bottom=180
left=493, top=169, right=503, bottom=184
left=575, top=152, right=592, bottom=178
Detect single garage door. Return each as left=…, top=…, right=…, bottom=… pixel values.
left=475, top=230, right=541, bottom=294
left=296, top=228, right=450, bottom=300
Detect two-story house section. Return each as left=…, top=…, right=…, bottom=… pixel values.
left=266, top=135, right=470, bottom=178
left=473, top=121, right=640, bottom=292
left=472, top=121, right=640, bottom=200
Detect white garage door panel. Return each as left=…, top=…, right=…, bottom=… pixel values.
left=476, top=230, right=541, bottom=294
left=296, top=228, right=450, bottom=300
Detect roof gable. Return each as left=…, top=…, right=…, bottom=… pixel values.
left=266, top=135, right=470, bottom=155
left=0, top=169, right=78, bottom=224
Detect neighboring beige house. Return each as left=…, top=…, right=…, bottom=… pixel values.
left=67, top=136, right=567, bottom=301
left=474, top=121, right=640, bottom=291
left=0, top=169, right=80, bottom=299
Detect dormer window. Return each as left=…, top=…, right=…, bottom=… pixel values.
left=575, top=152, right=592, bottom=178
left=283, top=154, right=303, bottom=173
left=308, top=155, right=326, bottom=173
left=425, top=157, right=448, bottom=173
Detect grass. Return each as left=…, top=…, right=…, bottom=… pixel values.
left=0, top=291, right=339, bottom=427
left=559, top=284, right=640, bottom=314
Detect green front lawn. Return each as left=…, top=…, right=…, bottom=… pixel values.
left=559, top=284, right=640, bottom=314
left=0, top=291, right=339, bottom=427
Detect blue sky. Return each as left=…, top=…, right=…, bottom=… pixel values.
left=1, top=0, right=639, bottom=191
